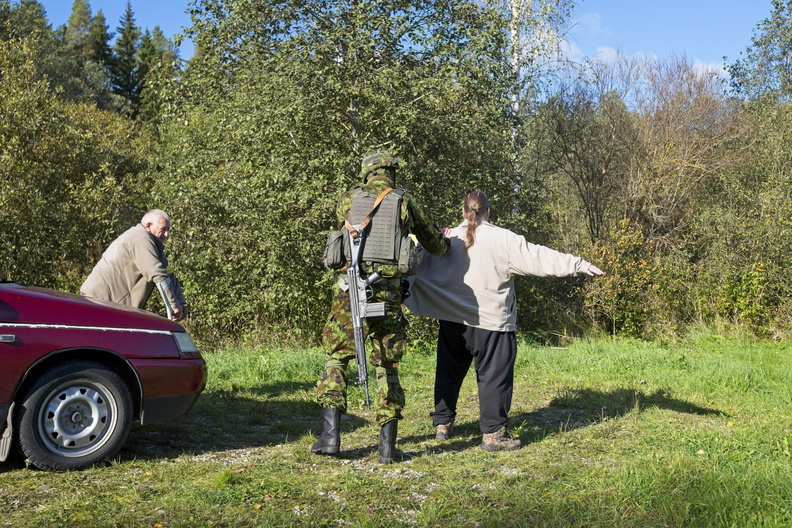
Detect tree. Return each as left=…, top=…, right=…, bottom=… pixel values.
left=526, top=54, right=751, bottom=337
left=628, top=55, right=739, bottom=250
left=728, top=0, right=792, bottom=102
left=536, top=86, right=633, bottom=242
left=489, top=0, right=575, bottom=225
left=137, top=26, right=180, bottom=122
left=517, top=57, right=640, bottom=340
left=87, top=9, right=112, bottom=66
left=2, top=0, right=54, bottom=63
left=81, top=8, right=127, bottom=111
left=6, top=0, right=49, bottom=38
left=50, top=1, right=123, bottom=111
left=64, top=0, right=91, bottom=61
left=0, top=0, right=121, bottom=111
left=0, top=34, right=154, bottom=291
left=0, top=0, right=8, bottom=36
left=2, top=0, right=78, bottom=103
left=156, top=0, right=524, bottom=341
left=540, top=54, right=737, bottom=250
left=483, top=0, right=575, bottom=116
left=110, top=0, right=141, bottom=115
left=59, top=0, right=109, bottom=107
left=682, top=102, right=792, bottom=336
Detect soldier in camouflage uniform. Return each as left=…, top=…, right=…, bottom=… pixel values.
left=312, top=149, right=449, bottom=464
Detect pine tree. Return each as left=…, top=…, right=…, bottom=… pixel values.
left=110, top=0, right=141, bottom=115
left=8, top=0, right=50, bottom=39
left=137, top=29, right=155, bottom=89
left=149, top=25, right=178, bottom=65
left=87, top=8, right=112, bottom=66
left=83, top=8, right=124, bottom=112
left=64, top=0, right=90, bottom=61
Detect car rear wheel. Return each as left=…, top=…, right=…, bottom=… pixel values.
left=15, top=360, right=133, bottom=471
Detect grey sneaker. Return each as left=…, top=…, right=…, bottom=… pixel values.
left=481, top=426, right=521, bottom=452
left=435, top=422, right=454, bottom=441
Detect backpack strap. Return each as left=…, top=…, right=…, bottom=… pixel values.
left=345, top=187, right=393, bottom=239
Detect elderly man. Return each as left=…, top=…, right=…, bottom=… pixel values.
left=81, top=209, right=187, bottom=321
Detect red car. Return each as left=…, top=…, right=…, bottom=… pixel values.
left=0, top=276, right=207, bottom=471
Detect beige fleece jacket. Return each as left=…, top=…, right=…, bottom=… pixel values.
left=405, top=221, right=591, bottom=332
left=81, top=223, right=181, bottom=310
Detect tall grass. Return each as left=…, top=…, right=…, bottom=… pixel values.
left=1, top=336, right=790, bottom=527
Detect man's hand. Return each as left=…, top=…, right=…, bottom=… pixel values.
left=171, top=304, right=188, bottom=322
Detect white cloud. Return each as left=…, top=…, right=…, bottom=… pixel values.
left=559, top=38, right=583, bottom=61
left=571, top=12, right=611, bottom=40
left=563, top=11, right=616, bottom=63
left=693, top=59, right=729, bottom=79
left=591, top=46, right=622, bottom=64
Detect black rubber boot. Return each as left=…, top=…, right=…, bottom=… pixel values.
left=378, top=420, right=398, bottom=464
left=311, top=407, right=341, bottom=455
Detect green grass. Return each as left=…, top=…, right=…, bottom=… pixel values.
left=2, top=336, right=791, bottom=527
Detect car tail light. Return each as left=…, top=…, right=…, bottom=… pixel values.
left=172, top=332, right=201, bottom=359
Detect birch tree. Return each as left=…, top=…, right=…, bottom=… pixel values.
left=728, top=0, right=792, bottom=102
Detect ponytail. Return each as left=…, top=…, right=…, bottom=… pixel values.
left=462, top=191, right=489, bottom=253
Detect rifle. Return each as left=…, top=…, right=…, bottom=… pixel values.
left=345, top=223, right=385, bottom=409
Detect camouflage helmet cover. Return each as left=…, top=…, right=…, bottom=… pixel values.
left=360, top=149, right=400, bottom=179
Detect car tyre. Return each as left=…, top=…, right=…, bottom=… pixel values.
left=14, top=360, right=133, bottom=471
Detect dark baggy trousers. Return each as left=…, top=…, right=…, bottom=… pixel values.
left=430, top=320, right=517, bottom=434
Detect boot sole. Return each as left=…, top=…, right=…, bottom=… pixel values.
left=480, top=442, right=521, bottom=452
left=311, top=445, right=340, bottom=455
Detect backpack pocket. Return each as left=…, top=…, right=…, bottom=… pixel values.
left=323, top=230, right=347, bottom=269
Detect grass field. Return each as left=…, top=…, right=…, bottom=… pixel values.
left=2, top=334, right=791, bottom=527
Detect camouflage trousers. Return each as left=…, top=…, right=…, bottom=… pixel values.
left=316, top=276, right=407, bottom=426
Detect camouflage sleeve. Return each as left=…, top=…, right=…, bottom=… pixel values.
left=402, top=193, right=449, bottom=256
left=335, top=191, right=353, bottom=226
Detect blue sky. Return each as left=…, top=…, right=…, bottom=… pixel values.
left=39, top=0, right=773, bottom=72
left=39, top=0, right=196, bottom=59
left=568, top=0, right=772, bottom=74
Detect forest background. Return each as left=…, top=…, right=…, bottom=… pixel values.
left=2, top=0, right=792, bottom=348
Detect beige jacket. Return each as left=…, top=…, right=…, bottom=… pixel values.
left=405, top=221, right=591, bottom=332
left=81, top=224, right=183, bottom=310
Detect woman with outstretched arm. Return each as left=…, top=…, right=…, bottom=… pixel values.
left=405, top=191, right=604, bottom=451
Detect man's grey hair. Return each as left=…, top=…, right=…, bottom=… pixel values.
left=141, top=209, right=171, bottom=224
